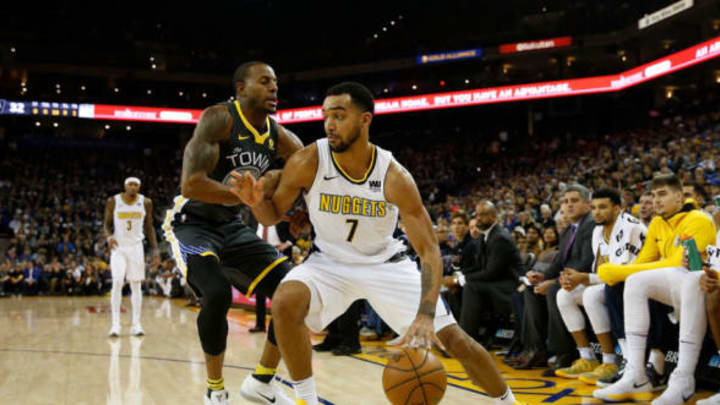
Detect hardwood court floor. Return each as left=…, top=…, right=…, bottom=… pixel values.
left=0, top=296, right=714, bottom=404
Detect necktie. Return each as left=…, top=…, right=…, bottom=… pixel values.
left=562, top=224, right=578, bottom=262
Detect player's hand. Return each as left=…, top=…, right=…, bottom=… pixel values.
left=287, top=209, right=311, bottom=238
left=228, top=172, right=265, bottom=207
left=107, top=237, right=118, bottom=250
left=526, top=270, right=545, bottom=285
left=701, top=267, right=719, bottom=293
left=398, top=314, right=446, bottom=352
left=560, top=268, right=587, bottom=290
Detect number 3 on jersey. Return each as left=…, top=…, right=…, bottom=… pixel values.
left=345, top=219, right=359, bottom=242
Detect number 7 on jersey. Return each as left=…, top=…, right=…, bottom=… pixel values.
left=345, top=219, right=359, bottom=242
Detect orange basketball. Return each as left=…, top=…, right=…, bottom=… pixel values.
left=382, top=347, right=447, bottom=405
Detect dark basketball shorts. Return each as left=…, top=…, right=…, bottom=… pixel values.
left=162, top=203, right=289, bottom=298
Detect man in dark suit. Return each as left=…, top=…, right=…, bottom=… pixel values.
left=513, top=184, right=594, bottom=372
left=445, top=201, right=523, bottom=344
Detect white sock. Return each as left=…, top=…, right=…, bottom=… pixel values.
left=579, top=347, right=596, bottom=361
left=618, top=338, right=627, bottom=358
left=602, top=353, right=617, bottom=365
left=496, top=387, right=516, bottom=405
left=649, top=349, right=665, bottom=375
left=130, top=281, right=142, bottom=326
left=676, top=340, right=701, bottom=376
left=626, top=333, right=649, bottom=380
left=110, top=280, right=123, bottom=327
left=293, top=376, right=318, bottom=405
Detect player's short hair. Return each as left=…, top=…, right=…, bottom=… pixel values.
left=232, top=61, right=268, bottom=88
left=651, top=174, right=683, bottom=191
left=591, top=187, right=622, bottom=206
left=326, top=82, right=375, bottom=114
left=450, top=211, right=469, bottom=225
left=564, top=184, right=590, bottom=201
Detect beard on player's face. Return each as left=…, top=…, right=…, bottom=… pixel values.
left=329, top=123, right=362, bottom=153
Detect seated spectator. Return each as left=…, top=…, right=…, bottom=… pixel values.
left=515, top=185, right=594, bottom=373
left=447, top=201, right=523, bottom=346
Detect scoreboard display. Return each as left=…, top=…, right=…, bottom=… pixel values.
left=0, top=99, right=80, bottom=118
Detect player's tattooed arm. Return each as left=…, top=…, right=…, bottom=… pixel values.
left=418, top=263, right=437, bottom=318
left=386, top=160, right=445, bottom=349
left=385, top=161, right=442, bottom=319
left=181, top=105, right=237, bottom=205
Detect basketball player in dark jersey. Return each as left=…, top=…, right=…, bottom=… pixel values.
left=163, top=61, right=302, bottom=405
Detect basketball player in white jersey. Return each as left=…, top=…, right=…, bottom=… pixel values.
left=554, top=188, right=646, bottom=384
left=103, top=177, right=160, bottom=337
left=230, top=82, right=527, bottom=405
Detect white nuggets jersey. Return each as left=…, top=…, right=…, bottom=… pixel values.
left=592, top=212, right=647, bottom=269
left=113, top=194, right=146, bottom=246
left=304, top=138, right=405, bottom=264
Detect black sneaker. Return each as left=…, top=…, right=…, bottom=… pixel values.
left=645, top=363, right=668, bottom=392
left=331, top=345, right=362, bottom=356
left=313, top=340, right=340, bottom=352
left=596, top=358, right=625, bottom=387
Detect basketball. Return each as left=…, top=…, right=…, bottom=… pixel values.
left=382, top=348, right=447, bottom=405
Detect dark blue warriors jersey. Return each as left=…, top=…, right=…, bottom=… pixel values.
left=180, top=101, right=279, bottom=223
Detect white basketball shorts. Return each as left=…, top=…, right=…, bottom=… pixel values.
left=281, top=252, right=456, bottom=335
left=110, top=243, right=145, bottom=282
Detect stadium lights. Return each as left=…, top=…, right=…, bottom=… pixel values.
left=202, top=92, right=207, bottom=98
left=412, top=84, right=417, bottom=90
left=622, top=55, right=627, bottom=62
left=114, top=88, right=119, bottom=93
left=383, top=88, right=389, bottom=93
left=56, top=89, right=61, bottom=94
left=56, top=84, right=61, bottom=88
left=152, top=64, right=157, bottom=69
left=390, top=21, right=395, bottom=25
left=178, top=91, right=184, bottom=96
left=465, top=79, right=470, bottom=84
left=81, top=85, right=86, bottom=91
left=126, top=125, right=132, bottom=131
left=147, top=89, right=152, bottom=95
left=105, top=124, right=111, bottom=129
left=382, top=27, right=387, bottom=31
left=666, top=88, right=674, bottom=98
left=35, top=122, right=40, bottom=127
left=10, top=47, right=16, bottom=53
left=374, top=34, right=378, bottom=39
left=150, top=56, right=155, bottom=62
left=53, top=122, right=59, bottom=127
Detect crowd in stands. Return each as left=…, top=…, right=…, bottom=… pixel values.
left=2, top=90, right=720, bottom=401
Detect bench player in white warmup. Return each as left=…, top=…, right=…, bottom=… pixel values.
left=104, top=177, right=160, bottom=337
left=230, top=82, right=527, bottom=405
left=554, top=188, right=646, bottom=383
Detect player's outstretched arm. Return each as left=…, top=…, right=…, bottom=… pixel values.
left=385, top=161, right=445, bottom=350
left=230, top=143, right=317, bottom=226
left=180, top=105, right=238, bottom=205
